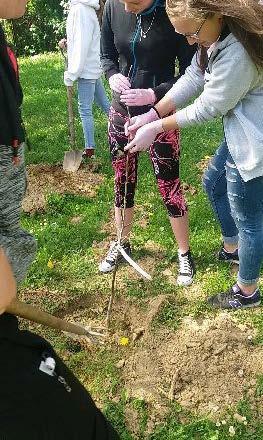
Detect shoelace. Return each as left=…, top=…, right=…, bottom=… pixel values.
left=179, top=254, right=192, bottom=275
left=106, top=241, right=120, bottom=263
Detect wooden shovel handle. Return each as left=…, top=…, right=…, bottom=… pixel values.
left=67, top=86, right=76, bottom=150
left=6, top=298, right=87, bottom=337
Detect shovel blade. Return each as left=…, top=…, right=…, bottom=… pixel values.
left=63, top=150, right=83, bottom=172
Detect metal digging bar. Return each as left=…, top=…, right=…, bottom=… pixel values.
left=106, top=96, right=152, bottom=329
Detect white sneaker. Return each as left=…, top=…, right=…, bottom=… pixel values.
left=177, top=250, right=195, bottom=286
left=99, top=240, right=132, bottom=273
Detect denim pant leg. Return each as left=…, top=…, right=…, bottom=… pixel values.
left=77, top=78, right=96, bottom=149
left=202, top=140, right=239, bottom=244
left=226, top=156, right=263, bottom=285
left=94, top=78, right=110, bottom=115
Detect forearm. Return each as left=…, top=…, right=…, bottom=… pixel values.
left=161, top=114, right=179, bottom=132
left=154, top=94, right=175, bottom=118
left=0, top=248, right=16, bottom=314
left=154, top=94, right=179, bottom=132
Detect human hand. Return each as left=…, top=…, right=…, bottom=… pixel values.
left=64, top=71, right=74, bottom=87
left=58, top=38, right=67, bottom=50
left=124, top=120, right=164, bottom=154
left=120, top=88, right=156, bottom=106
left=109, top=73, right=131, bottom=93
left=124, top=107, right=159, bottom=139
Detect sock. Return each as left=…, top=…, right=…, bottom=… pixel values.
left=84, top=148, right=95, bottom=158
left=233, top=284, right=258, bottom=298
left=223, top=247, right=238, bottom=254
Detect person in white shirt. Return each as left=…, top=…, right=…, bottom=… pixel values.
left=61, top=0, right=110, bottom=159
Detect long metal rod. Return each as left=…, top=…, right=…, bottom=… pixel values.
left=106, top=69, right=152, bottom=329
left=106, top=108, right=131, bottom=329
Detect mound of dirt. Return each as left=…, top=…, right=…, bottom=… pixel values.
left=34, top=286, right=263, bottom=431
left=124, top=312, right=263, bottom=418
left=22, top=164, right=104, bottom=213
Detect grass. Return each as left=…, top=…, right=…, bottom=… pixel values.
left=18, top=52, right=263, bottom=439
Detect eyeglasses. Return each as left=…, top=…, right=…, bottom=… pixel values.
left=180, top=18, right=207, bottom=40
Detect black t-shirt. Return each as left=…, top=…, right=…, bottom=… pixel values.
left=0, top=314, right=119, bottom=440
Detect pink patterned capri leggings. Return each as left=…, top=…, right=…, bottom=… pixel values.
left=109, top=107, right=187, bottom=218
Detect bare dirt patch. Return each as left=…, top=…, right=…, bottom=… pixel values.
left=20, top=287, right=263, bottom=434
left=59, top=292, right=263, bottom=422
left=123, top=312, right=263, bottom=419
left=22, top=164, right=104, bottom=213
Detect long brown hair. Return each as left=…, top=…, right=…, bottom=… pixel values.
left=166, top=0, right=263, bottom=68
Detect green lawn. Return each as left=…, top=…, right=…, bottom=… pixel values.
left=19, top=52, right=263, bottom=439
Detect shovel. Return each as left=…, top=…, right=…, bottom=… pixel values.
left=60, top=48, right=83, bottom=172
left=6, top=298, right=105, bottom=344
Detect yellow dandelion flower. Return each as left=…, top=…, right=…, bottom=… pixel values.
left=47, top=260, right=54, bottom=269
left=119, top=337, right=129, bottom=346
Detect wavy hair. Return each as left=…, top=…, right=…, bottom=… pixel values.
left=166, top=0, right=263, bottom=68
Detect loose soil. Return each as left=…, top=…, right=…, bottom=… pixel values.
left=58, top=291, right=263, bottom=421
left=22, top=164, right=104, bottom=213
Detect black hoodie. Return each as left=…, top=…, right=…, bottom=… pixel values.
left=101, top=0, right=196, bottom=116
left=0, top=26, right=24, bottom=149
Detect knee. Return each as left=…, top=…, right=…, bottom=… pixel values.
left=78, top=101, right=92, bottom=118
left=202, top=168, right=214, bottom=198
left=202, top=158, right=224, bottom=200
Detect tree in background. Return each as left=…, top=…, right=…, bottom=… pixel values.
left=2, top=0, right=66, bottom=55
left=1, top=0, right=106, bottom=56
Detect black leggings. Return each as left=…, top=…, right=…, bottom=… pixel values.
left=108, top=107, right=187, bottom=218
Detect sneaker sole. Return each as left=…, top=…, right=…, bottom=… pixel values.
left=99, top=265, right=116, bottom=273
left=218, top=257, right=239, bottom=265
left=177, top=278, right=194, bottom=287
left=208, top=300, right=261, bottom=309
left=99, top=259, right=128, bottom=274
left=232, top=301, right=261, bottom=309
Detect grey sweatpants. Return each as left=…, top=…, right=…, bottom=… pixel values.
left=0, top=144, right=36, bottom=283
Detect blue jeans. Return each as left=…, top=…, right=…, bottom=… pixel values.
left=203, top=140, right=263, bottom=285
left=77, top=78, right=110, bottom=149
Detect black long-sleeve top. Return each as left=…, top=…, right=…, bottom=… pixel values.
left=0, top=26, right=24, bottom=147
left=101, top=0, right=196, bottom=117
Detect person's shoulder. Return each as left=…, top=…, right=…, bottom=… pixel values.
left=72, top=1, right=97, bottom=15
left=104, top=0, right=125, bottom=21
left=218, top=33, right=250, bottom=62
left=212, top=35, right=258, bottom=78
left=105, top=0, right=123, bottom=12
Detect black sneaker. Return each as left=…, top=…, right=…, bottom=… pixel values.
left=218, top=246, right=239, bottom=264
left=99, top=240, right=132, bottom=273
left=207, top=284, right=261, bottom=309
left=177, top=250, right=195, bottom=286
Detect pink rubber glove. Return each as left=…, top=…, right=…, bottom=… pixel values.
left=124, top=120, right=164, bottom=154
left=109, top=73, right=131, bottom=93
left=120, top=88, right=156, bottom=106
left=124, top=108, right=159, bottom=139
